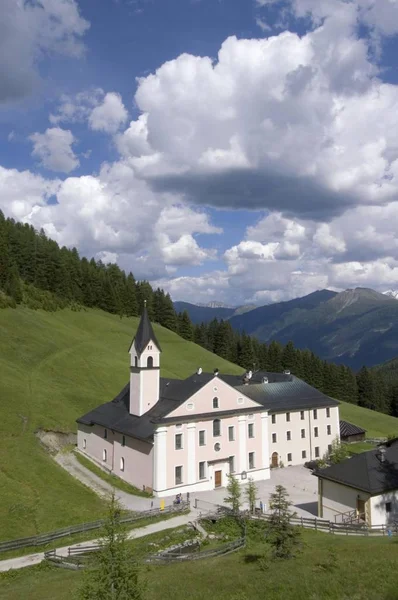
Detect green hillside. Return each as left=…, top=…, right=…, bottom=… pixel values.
left=0, top=307, right=242, bottom=541
left=1, top=306, right=397, bottom=542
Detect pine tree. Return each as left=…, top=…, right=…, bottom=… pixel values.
left=245, top=478, right=257, bottom=514
left=224, top=474, right=242, bottom=513
left=282, top=341, right=296, bottom=373
left=177, top=311, right=193, bottom=340
left=267, top=340, right=283, bottom=372
left=77, top=492, right=144, bottom=600
left=266, top=485, right=301, bottom=559
left=239, top=333, right=255, bottom=371
left=5, top=263, right=23, bottom=304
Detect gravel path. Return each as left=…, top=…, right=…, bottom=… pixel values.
left=55, top=452, right=170, bottom=512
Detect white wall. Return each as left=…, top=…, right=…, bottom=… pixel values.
left=268, top=406, right=338, bottom=467
left=370, top=491, right=398, bottom=527
left=320, top=478, right=369, bottom=518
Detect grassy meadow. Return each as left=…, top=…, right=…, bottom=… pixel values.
left=0, top=305, right=398, bottom=542
left=1, top=528, right=398, bottom=600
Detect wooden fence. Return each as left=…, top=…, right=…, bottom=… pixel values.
left=0, top=502, right=189, bottom=554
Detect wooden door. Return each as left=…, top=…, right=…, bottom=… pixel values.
left=271, top=452, right=279, bottom=468
left=214, top=470, right=222, bottom=488
left=357, top=499, right=366, bottom=521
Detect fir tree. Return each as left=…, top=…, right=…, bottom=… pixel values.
left=77, top=492, right=144, bottom=600
left=266, top=485, right=301, bottom=559
left=245, top=478, right=258, bottom=514
left=224, top=474, right=242, bottom=513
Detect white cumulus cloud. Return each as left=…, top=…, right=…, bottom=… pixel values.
left=88, top=92, right=128, bottom=134
left=30, top=127, right=79, bottom=173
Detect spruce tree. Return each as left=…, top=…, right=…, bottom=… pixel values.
left=282, top=341, right=296, bottom=373
left=245, top=478, right=257, bottom=514
left=77, top=492, right=144, bottom=600
left=266, top=485, right=301, bottom=559
left=224, top=474, right=242, bottom=513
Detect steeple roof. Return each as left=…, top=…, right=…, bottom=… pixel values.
left=131, top=305, right=162, bottom=356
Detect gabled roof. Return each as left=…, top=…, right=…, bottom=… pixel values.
left=340, top=420, right=366, bottom=438
left=130, top=307, right=161, bottom=356
left=314, top=440, right=398, bottom=495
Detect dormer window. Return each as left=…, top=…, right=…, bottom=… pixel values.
left=213, top=397, right=219, bottom=409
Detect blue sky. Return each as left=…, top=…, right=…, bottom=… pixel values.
left=2, top=0, right=398, bottom=305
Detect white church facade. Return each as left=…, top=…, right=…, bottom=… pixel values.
left=77, top=307, right=340, bottom=497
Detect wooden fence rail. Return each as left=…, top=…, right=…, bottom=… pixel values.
left=0, top=502, right=189, bottom=554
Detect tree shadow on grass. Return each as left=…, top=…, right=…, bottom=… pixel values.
left=243, top=553, right=263, bottom=563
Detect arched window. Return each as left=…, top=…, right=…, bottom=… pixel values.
left=147, top=356, right=153, bottom=368
left=103, top=449, right=107, bottom=462
left=134, top=356, right=138, bottom=367
left=213, top=419, right=221, bottom=437
left=213, top=397, right=219, bottom=409
left=120, top=457, right=125, bottom=471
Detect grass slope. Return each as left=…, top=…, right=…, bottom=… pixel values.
left=1, top=529, right=398, bottom=600
left=0, top=307, right=241, bottom=540
left=338, top=401, right=398, bottom=438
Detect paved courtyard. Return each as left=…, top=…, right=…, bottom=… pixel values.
left=189, top=466, right=319, bottom=518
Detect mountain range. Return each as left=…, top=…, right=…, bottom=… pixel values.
left=176, top=288, right=398, bottom=369
left=173, top=301, right=256, bottom=324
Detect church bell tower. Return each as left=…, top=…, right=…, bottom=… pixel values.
left=129, top=303, right=161, bottom=416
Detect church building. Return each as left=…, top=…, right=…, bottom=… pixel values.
left=76, top=307, right=340, bottom=497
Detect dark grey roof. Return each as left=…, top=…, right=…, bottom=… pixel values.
left=235, top=373, right=339, bottom=412
left=77, top=378, right=182, bottom=442
left=77, top=370, right=339, bottom=441
left=314, top=440, right=398, bottom=495
left=340, top=420, right=366, bottom=438
left=131, top=307, right=161, bottom=356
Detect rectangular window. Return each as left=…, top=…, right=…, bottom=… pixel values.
left=300, top=411, right=305, bottom=420
left=327, top=425, right=331, bottom=435
left=199, top=461, right=206, bottom=480
left=104, top=429, right=107, bottom=439
left=199, top=430, right=206, bottom=446
left=313, top=409, right=318, bottom=420
left=83, top=439, right=86, bottom=449
left=302, top=450, right=307, bottom=459
left=287, top=453, right=292, bottom=462
left=122, top=435, right=125, bottom=447
left=314, top=427, right=319, bottom=438
left=175, top=466, right=183, bottom=485
left=229, top=456, right=235, bottom=473
left=326, top=407, right=330, bottom=418
left=103, top=449, right=107, bottom=462
left=120, top=457, right=125, bottom=471
left=213, top=397, right=219, bottom=409
left=386, top=502, right=392, bottom=513
left=286, top=412, right=290, bottom=422
left=301, top=429, right=305, bottom=439
left=315, top=447, right=320, bottom=458
left=213, top=419, right=221, bottom=437
left=272, top=433, right=277, bottom=443
left=248, top=423, right=254, bottom=438
left=286, top=431, right=291, bottom=441
left=228, top=426, right=235, bottom=441
left=271, top=414, right=276, bottom=424
left=175, top=433, right=183, bottom=450
left=328, top=444, right=332, bottom=454
left=248, top=452, right=255, bottom=470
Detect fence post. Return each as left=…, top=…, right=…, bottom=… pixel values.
left=301, top=516, right=303, bottom=528
left=315, top=518, right=317, bottom=532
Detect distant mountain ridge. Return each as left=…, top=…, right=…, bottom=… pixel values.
left=173, top=301, right=256, bottom=324
left=383, top=290, right=398, bottom=300
left=229, top=287, right=398, bottom=369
